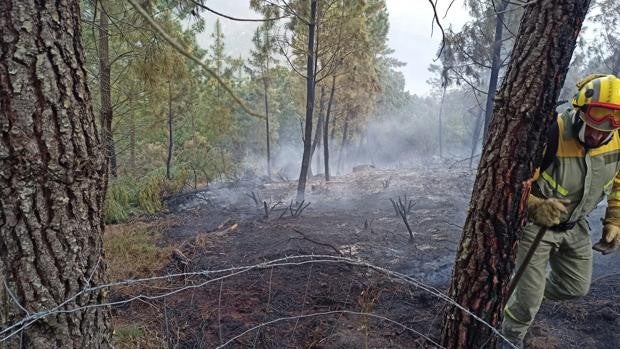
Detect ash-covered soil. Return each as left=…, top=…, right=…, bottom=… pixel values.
left=112, top=161, right=620, bottom=348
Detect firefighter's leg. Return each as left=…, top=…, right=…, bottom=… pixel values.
left=545, top=221, right=593, bottom=301
left=501, top=224, right=557, bottom=348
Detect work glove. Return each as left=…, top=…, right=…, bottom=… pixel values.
left=595, top=207, right=620, bottom=255
left=593, top=224, right=620, bottom=255
left=527, top=194, right=569, bottom=227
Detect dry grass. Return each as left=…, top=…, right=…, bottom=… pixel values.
left=105, top=222, right=173, bottom=348
left=104, top=222, right=172, bottom=283
left=112, top=319, right=168, bottom=349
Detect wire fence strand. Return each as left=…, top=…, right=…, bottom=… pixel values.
left=0, top=254, right=518, bottom=348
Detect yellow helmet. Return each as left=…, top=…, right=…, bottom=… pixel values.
left=572, top=74, right=620, bottom=131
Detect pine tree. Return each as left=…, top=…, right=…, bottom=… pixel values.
left=0, top=1, right=112, bottom=346
left=440, top=0, right=591, bottom=347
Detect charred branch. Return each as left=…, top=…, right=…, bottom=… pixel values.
left=389, top=195, right=416, bottom=242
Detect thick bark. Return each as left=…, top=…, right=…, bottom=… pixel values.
left=166, top=81, right=173, bottom=180
left=482, top=0, right=508, bottom=141
left=295, top=0, right=318, bottom=202
left=440, top=1, right=591, bottom=347
left=98, top=1, right=116, bottom=177
left=324, top=75, right=335, bottom=181
left=0, top=1, right=112, bottom=347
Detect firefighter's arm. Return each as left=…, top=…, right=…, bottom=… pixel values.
left=595, top=173, right=620, bottom=254
left=526, top=118, right=567, bottom=227
left=605, top=173, right=620, bottom=216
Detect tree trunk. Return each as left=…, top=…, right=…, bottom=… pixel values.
left=438, top=87, right=446, bottom=158
left=324, top=75, right=335, bottom=181
left=166, top=80, right=173, bottom=180
left=316, top=132, right=322, bottom=175
left=337, top=114, right=350, bottom=175
left=308, top=86, right=325, bottom=178
left=440, top=1, right=591, bottom=347
left=0, top=1, right=112, bottom=347
left=129, top=96, right=136, bottom=169
left=98, top=0, right=116, bottom=177
left=190, top=99, right=198, bottom=189
left=296, top=0, right=318, bottom=202
left=482, top=0, right=508, bottom=141
left=469, top=108, right=484, bottom=169
left=263, top=69, right=271, bottom=179
left=330, top=112, right=337, bottom=140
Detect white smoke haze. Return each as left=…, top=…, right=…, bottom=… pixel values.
left=237, top=86, right=486, bottom=187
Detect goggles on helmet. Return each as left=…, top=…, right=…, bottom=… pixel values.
left=583, top=102, right=620, bottom=131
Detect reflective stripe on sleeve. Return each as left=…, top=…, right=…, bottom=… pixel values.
left=608, top=191, right=620, bottom=200
left=541, top=172, right=569, bottom=196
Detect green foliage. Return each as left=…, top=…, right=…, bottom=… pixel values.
left=104, top=167, right=190, bottom=223
left=114, top=324, right=145, bottom=341
left=136, top=174, right=165, bottom=214
left=105, top=178, right=134, bottom=224
left=136, top=167, right=190, bottom=214
left=83, top=0, right=424, bottom=211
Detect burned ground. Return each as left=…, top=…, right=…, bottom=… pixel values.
left=109, top=162, right=620, bottom=348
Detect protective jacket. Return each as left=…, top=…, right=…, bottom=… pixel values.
left=534, top=108, right=620, bottom=227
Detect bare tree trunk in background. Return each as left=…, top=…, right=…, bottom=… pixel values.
left=315, top=133, right=322, bottom=175
left=308, top=114, right=324, bottom=178
left=190, top=101, right=198, bottom=188
left=438, top=86, right=446, bottom=158
left=129, top=95, right=136, bottom=169
left=324, top=75, right=336, bottom=181
left=482, top=0, right=508, bottom=141
left=166, top=80, right=173, bottom=180
left=219, top=147, right=227, bottom=180
left=337, top=113, right=350, bottom=175
left=469, top=109, right=484, bottom=169
left=263, top=71, right=271, bottom=179
left=296, top=0, right=318, bottom=202
left=98, top=0, right=117, bottom=177
left=0, top=0, right=112, bottom=347
left=308, top=86, right=325, bottom=178
left=440, top=1, right=591, bottom=347
left=330, top=114, right=337, bottom=140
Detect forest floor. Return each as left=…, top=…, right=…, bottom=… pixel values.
left=106, top=160, right=620, bottom=348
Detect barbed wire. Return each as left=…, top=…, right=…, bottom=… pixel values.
left=216, top=310, right=444, bottom=349
left=0, top=254, right=518, bottom=348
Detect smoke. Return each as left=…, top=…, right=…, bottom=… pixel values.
left=236, top=87, right=483, bottom=183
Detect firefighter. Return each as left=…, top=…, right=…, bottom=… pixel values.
left=501, top=74, right=620, bottom=348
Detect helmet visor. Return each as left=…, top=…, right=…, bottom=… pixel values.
left=584, top=105, right=620, bottom=131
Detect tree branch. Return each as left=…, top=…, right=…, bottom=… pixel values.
left=127, top=0, right=265, bottom=120
left=190, top=0, right=290, bottom=22
left=428, top=0, right=447, bottom=60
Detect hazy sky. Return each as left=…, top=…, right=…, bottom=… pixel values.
left=195, top=1, right=471, bottom=96
left=386, top=0, right=470, bottom=94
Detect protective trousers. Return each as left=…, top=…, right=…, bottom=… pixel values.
left=501, top=220, right=593, bottom=348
